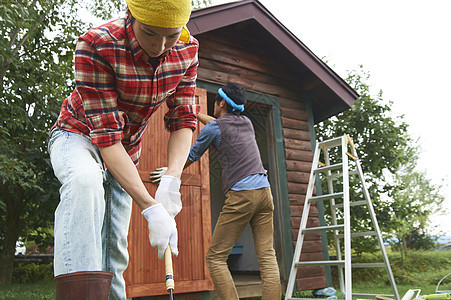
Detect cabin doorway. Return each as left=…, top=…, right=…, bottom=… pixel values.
left=205, top=91, right=284, bottom=297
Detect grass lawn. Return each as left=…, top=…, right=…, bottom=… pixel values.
left=353, top=282, right=438, bottom=297
left=0, top=281, right=443, bottom=300
left=2, top=250, right=450, bottom=299
left=0, top=281, right=55, bottom=300
left=281, top=282, right=443, bottom=299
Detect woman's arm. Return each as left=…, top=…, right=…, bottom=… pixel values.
left=99, top=143, right=158, bottom=210
left=165, top=127, right=193, bottom=179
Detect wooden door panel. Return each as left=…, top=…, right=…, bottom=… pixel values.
left=125, top=88, right=212, bottom=298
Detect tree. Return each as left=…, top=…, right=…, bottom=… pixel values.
left=1, top=0, right=213, bottom=286
left=0, top=0, right=89, bottom=285
left=0, top=0, right=130, bottom=285
left=193, top=0, right=211, bottom=8
left=315, top=66, right=445, bottom=254
left=386, top=147, right=444, bottom=261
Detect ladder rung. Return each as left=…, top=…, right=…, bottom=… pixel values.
left=302, top=224, right=344, bottom=233
left=317, top=136, right=343, bottom=149
left=352, top=263, right=386, bottom=268
left=327, top=170, right=358, bottom=179
left=336, top=231, right=377, bottom=238
left=308, top=192, right=343, bottom=203
left=352, top=293, right=396, bottom=298
left=295, top=260, right=345, bottom=267
left=333, top=200, right=367, bottom=208
left=314, top=163, right=343, bottom=174
left=295, top=261, right=385, bottom=268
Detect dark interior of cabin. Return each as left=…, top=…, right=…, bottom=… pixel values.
left=205, top=91, right=282, bottom=277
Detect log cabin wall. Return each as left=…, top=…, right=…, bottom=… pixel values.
left=195, top=22, right=326, bottom=290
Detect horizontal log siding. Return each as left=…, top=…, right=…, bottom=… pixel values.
left=197, top=32, right=326, bottom=290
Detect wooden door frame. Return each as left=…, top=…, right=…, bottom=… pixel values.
left=196, top=81, right=294, bottom=285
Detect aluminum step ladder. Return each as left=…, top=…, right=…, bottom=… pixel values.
left=285, top=135, right=399, bottom=300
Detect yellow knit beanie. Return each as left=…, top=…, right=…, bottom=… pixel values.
left=126, top=0, right=192, bottom=42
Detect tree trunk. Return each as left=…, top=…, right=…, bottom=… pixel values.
left=398, top=236, right=405, bottom=265
left=0, top=197, right=22, bottom=285
left=403, top=236, right=408, bottom=258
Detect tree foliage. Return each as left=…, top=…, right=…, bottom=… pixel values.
left=386, top=148, right=444, bottom=260
left=0, top=0, right=123, bottom=286
left=315, top=66, right=445, bottom=255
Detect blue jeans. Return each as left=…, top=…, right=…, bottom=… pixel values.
left=48, top=129, right=132, bottom=300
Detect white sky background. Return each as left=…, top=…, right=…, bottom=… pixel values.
left=212, top=0, right=451, bottom=235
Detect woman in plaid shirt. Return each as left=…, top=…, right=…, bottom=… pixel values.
left=48, top=0, right=199, bottom=298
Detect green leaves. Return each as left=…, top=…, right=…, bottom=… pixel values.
left=0, top=155, right=38, bottom=189
left=388, top=158, right=445, bottom=253
left=0, top=0, right=126, bottom=284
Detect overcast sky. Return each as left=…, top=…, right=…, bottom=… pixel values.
left=212, top=0, right=451, bottom=235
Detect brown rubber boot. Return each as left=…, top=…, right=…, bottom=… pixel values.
left=54, top=271, right=113, bottom=300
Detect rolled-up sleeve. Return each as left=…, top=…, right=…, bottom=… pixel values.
left=188, top=121, right=221, bottom=162
left=164, top=48, right=200, bottom=132
left=75, top=37, right=125, bottom=147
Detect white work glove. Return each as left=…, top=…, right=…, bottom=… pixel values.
left=154, top=175, right=182, bottom=218
left=141, top=203, right=178, bottom=259
left=149, top=167, right=168, bottom=184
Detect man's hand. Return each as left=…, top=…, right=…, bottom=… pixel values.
left=155, top=175, right=182, bottom=218
left=150, top=167, right=168, bottom=184
left=141, top=203, right=178, bottom=259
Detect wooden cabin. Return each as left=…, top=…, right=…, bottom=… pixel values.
left=124, top=0, right=359, bottom=299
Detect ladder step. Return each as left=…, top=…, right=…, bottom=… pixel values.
left=326, top=169, right=358, bottom=179
left=308, top=192, right=343, bottom=203
left=333, top=200, right=367, bottom=208
left=302, top=224, right=344, bottom=233
left=317, top=136, right=343, bottom=149
left=352, top=263, right=386, bottom=268
left=296, top=262, right=385, bottom=268
left=295, top=260, right=345, bottom=267
left=336, top=231, right=377, bottom=238
left=314, top=163, right=343, bottom=174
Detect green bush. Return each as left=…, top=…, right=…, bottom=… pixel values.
left=13, top=263, right=54, bottom=284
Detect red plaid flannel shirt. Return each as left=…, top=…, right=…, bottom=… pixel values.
left=54, top=17, right=200, bottom=164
